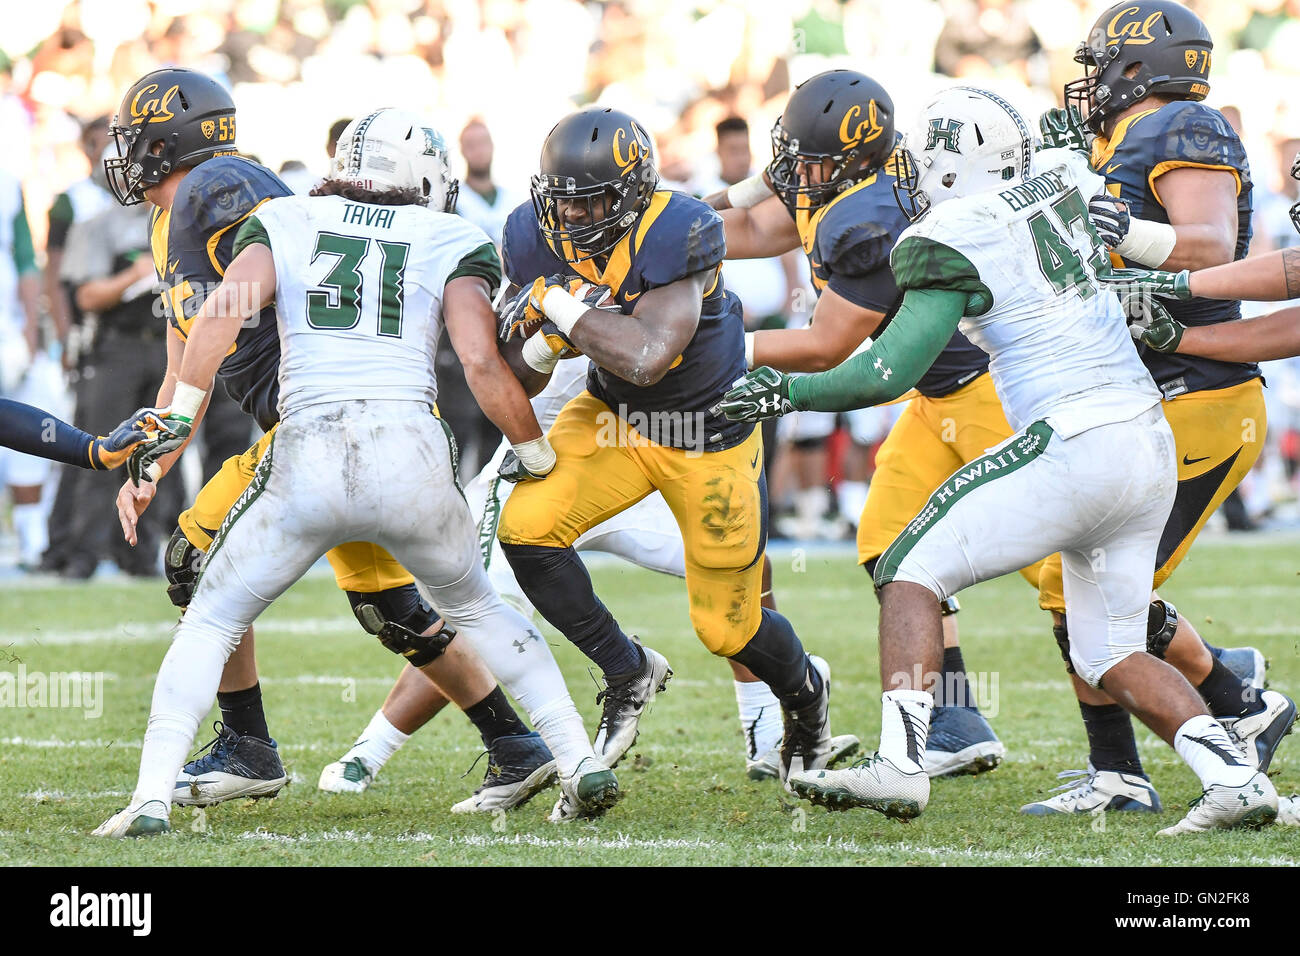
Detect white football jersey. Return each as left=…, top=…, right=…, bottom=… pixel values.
left=892, top=148, right=1160, bottom=438
left=250, top=194, right=498, bottom=418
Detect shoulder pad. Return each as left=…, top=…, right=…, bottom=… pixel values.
left=501, top=200, right=568, bottom=288
left=1125, top=102, right=1246, bottom=174
left=815, top=181, right=905, bottom=277
left=172, top=157, right=291, bottom=236
left=638, top=193, right=725, bottom=285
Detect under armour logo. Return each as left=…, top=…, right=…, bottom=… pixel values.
left=512, top=639, right=530, bottom=654
left=874, top=357, right=893, bottom=380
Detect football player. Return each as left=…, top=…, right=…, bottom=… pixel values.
left=1021, top=0, right=1295, bottom=816
left=104, top=72, right=569, bottom=813
left=487, top=107, right=853, bottom=809
left=0, top=399, right=156, bottom=470
left=720, top=87, right=1278, bottom=835
left=705, top=69, right=1018, bottom=777
left=320, top=354, right=857, bottom=800
left=94, top=107, right=615, bottom=836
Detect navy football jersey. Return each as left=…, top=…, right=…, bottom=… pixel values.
left=502, top=191, right=750, bottom=450
left=794, top=149, right=989, bottom=398
left=1093, top=100, right=1259, bottom=397
left=151, top=156, right=291, bottom=431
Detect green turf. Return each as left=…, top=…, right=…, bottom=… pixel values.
left=0, top=534, right=1297, bottom=866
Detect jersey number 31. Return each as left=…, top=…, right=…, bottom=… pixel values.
left=306, top=231, right=410, bottom=337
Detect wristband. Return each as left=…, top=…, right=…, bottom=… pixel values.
left=726, top=173, right=774, bottom=209
left=1113, top=218, right=1178, bottom=268
left=744, top=331, right=756, bottom=370
left=521, top=331, right=561, bottom=373
left=145, top=462, right=163, bottom=483
left=512, top=436, right=556, bottom=476
left=170, top=381, right=207, bottom=422
left=540, top=286, right=589, bottom=336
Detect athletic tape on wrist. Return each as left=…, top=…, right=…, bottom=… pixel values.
left=1114, top=218, right=1177, bottom=268
left=170, top=382, right=207, bottom=421
left=726, top=173, right=774, bottom=209
left=521, top=331, right=561, bottom=372
left=512, top=436, right=556, bottom=476
left=540, top=287, right=588, bottom=336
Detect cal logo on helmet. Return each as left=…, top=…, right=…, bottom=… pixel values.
left=129, top=83, right=180, bottom=125
left=611, top=125, right=650, bottom=176
left=838, top=101, right=884, bottom=149
left=1106, top=5, right=1163, bottom=45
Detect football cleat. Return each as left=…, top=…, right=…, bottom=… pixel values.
left=748, top=734, right=860, bottom=781
left=318, top=756, right=376, bottom=794
left=547, top=757, right=620, bottom=823
left=593, top=643, right=672, bottom=767
left=450, top=732, right=558, bottom=814
left=92, top=799, right=170, bottom=839
left=1020, top=764, right=1161, bottom=815
left=788, top=753, right=930, bottom=819
left=1157, top=772, right=1277, bottom=835
left=1221, top=689, right=1296, bottom=772
left=924, top=706, right=1006, bottom=778
left=778, top=655, right=859, bottom=786
left=1277, top=794, right=1300, bottom=827
left=173, top=721, right=288, bottom=806
left=1212, top=644, right=1267, bottom=691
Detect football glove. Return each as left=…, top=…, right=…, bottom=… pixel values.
left=89, top=408, right=167, bottom=471
left=1038, top=106, right=1092, bottom=154
left=1087, top=194, right=1130, bottom=249
left=126, top=407, right=195, bottom=484
left=498, top=448, right=551, bottom=483
left=1123, top=294, right=1185, bottom=353
left=714, top=366, right=796, bottom=423
left=1100, top=267, right=1193, bottom=301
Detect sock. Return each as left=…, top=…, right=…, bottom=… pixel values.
left=132, top=619, right=236, bottom=809
left=735, top=680, right=783, bottom=759
left=464, top=685, right=529, bottom=748
left=1079, top=701, right=1144, bottom=775
left=217, top=682, right=271, bottom=742
left=530, top=696, right=597, bottom=778
left=500, top=543, right=641, bottom=676
left=728, top=608, right=821, bottom=710
left=880, top=689, right=932, bottom=770
left=1174, top=714, right=1256, bottom=789
left=935, top=646, right=977, bottom=711
left=1197, top=657, right=1264, bottom=720
left=12, top=502, right=48, bottom=566
left=342, top=709, right=411, bottom=774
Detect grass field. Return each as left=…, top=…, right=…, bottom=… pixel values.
left=1, top=534, right=1297, bottom=867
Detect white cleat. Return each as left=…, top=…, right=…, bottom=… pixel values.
left=593, top=643, right=672, bottom=767
left=1020, top=765, right=1161, bottom=816
left=92, top=799, right=171, bottom=838
left=1221, top=689, right=1296, bottom=772
left=788, top=753, right=930, bottom=819
left=318, top=757, right=376, bottom=794
left=547, top=757, right=620, bottom=823
left=1157, top=772, right=1278, bottom=836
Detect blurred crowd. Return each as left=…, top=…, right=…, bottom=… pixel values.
left=3, top=0, right=1300, bottom=574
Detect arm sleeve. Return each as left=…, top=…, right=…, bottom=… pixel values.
left=0, top=399, right=96, bottom=469
left=447, top=240, right=503, bottom=292
left=232, top=214, right=271, bottom=257
left=11, top=196, right=37, bottom=276
left=786, top=288, right=967, bottom=412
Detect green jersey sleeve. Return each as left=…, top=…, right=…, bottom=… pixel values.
left=889, top=235, right=993, bottom=317
left=232, top=214, right=271, bottom=257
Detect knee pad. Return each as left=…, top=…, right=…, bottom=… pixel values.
left=164, top=526, right=204, bottom=609
left=1146, top=598, right=1179, bottom=659
left=347, top=584, right=453, bottom=667
left=1053, top=616, right=1075, bottom=675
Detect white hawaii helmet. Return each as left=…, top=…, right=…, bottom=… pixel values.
left=332, top=108, right=460, bottom=212
left=894, top=86, right=1034, bottom=221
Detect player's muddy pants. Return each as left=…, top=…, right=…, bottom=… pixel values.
left=874, top=405, right=1176, bottom=688
left=133, top=400, right=592, bottom=807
